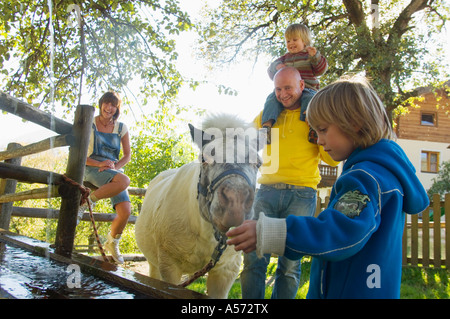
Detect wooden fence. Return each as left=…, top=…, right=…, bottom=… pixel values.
left=0, top=92, right=94, bottom=258
left=0, top=93, right=150, bottom=254
left=402, top=193, right=449, bottom=268
left=0, top=93, right=209, bottom=299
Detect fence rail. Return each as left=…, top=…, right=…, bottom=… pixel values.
left=0, top=92, right=94, bottom=258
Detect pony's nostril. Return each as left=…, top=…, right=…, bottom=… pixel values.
left=219, top=187, right=230, bottom=205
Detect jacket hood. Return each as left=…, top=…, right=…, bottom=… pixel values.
left=344, top=139, right=429, bottom=215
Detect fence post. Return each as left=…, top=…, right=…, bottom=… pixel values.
left=411, top=213, right=419, bottom=266
left=0, top=143, right=23, bottom=230
left=402, top=217, right=407, bottom=265
left=445, top=193, right=450, bottom=268
left=54, top=105, right=94, bottom=258
left=422, top=207, right=430, bottom=267
left=432, top=194, right=441, bottom=268
left=315, top=197, right=321, bottom=217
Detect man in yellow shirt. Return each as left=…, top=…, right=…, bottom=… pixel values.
left=241, top=67, right=338, bottom=299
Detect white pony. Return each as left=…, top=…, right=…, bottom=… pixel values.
left=135, top=114, right=263, bottom=298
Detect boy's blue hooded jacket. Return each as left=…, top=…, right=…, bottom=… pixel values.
left=282, top=140, right=429, bottom=298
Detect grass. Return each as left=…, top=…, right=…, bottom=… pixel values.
left=401, top=266, right=450, bottom=298
left=187, top=257, right=311, bottom=299
left=188, top=257, right=450, bottom=299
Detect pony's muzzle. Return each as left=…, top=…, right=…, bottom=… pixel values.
left=217, top=180, right=254, bottom=229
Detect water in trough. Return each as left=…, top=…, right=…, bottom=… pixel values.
left=0, top=242, right=147, bottom=299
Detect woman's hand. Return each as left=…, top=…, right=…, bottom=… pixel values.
left=98, top=159, right=115, bottom=172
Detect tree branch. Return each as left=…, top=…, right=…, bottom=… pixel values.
left=387, top=0, right=430, bottom=47
left=342, top=0, right=366, bottom=26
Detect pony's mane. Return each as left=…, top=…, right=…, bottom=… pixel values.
left=202, top=113, right=251, bottom=133
left=197, top=113, right=262, bottom=165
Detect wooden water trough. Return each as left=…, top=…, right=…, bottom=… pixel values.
left=0, top=92, right=207, bottom=299
left=0, top=228, right=206, bottom=299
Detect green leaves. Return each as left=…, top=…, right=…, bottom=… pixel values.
left=427, top=161, right=450, bottom=200
left=124, top=105, right=196, bottom=188
left=196, top=0, right=450, bottom=118
left=0, top=0, right=193, bottom=114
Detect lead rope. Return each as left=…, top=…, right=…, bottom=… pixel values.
left=61, top=175, right=108, bottom=262
left=179, top=234, right=227, bottom=288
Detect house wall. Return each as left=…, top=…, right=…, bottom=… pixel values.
left=394, top=88, right=449, bottom=191
left=396, top=138, right=450, bottom=190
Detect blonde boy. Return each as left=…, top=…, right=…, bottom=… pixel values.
left=229, top=77, right=429, bottom=299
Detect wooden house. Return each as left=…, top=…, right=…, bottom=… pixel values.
left=394, top=84, right=450, bottom=190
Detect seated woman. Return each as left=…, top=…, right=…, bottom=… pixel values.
left=83, top=91, right=131, bottom=263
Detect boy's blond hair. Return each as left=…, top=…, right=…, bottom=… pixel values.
left=306, top=76, right=395, bottom=149
left=285, top=23, right=312, bottom=46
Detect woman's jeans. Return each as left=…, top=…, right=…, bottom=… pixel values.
left=240, top=184, right=316, bottom=299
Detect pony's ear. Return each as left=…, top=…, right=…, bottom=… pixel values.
left=189, top=124, right=213, bottom=149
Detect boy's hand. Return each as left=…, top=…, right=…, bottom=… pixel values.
left=226, top=220, right=257, bottom=254
left=306, top=46, right=317, bottom=56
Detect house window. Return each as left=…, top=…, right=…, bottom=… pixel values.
left=421, top=151, right=439, bottom=173
left=421, top=112, right=436, bottom=126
